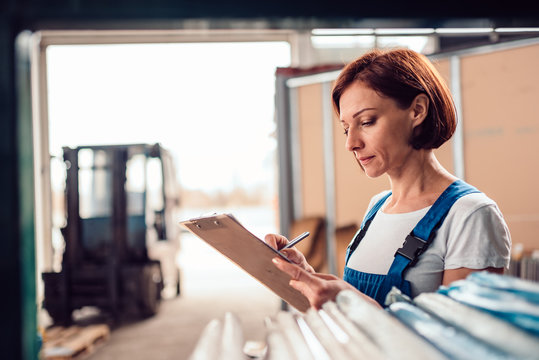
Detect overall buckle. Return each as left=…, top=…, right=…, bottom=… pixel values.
left=395, top=234, right=428, bottom=265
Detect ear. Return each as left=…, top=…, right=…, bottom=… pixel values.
left=410, top=93, right=429, bottom=128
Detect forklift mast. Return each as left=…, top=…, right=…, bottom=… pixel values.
left=42, top=143, right=181, bottom=325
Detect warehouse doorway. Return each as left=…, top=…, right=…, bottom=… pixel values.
left=30, top=31, right=292, bottom=331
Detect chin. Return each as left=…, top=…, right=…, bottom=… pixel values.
left=365, top=172, right=382, bottom=179
left=364, top=167, right=385, bottom=179
left=364, top=171, right=382, bottom=179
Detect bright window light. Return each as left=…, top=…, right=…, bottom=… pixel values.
left=495, top=27, right=539, bottom=33
left=311, top=28, right=374, bottom=36
left=47, top=42, right=291, bottom=193
left=311, top=35, right=376, bottom=49
left=435, top=28, right=494, bottom=34
left=374, top=28, right=435, bottom=35
left=376, top=36, right=433, bottom=53
left=311, top=34, right=434, bottom=54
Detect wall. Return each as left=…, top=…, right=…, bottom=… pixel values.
left=457, top=43, right=539, bottom=252
left=297, top=84, right=327, bottom=217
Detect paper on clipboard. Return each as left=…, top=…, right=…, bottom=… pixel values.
left=179, top=213, right=310, bottom=312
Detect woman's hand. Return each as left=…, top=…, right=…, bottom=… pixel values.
left=271, top=256, right=381, bottom=310
left=264, top=234, right=315, bottom=273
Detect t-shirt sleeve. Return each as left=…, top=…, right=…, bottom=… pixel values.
left=444, top=203, right=511, bottom=270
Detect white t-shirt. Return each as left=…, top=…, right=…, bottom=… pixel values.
left=346, top=191, right=511, bottom=297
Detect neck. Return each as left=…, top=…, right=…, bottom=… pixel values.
left=385, top=150, right=456, bottom=212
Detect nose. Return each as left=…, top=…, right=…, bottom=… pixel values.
left=345, top=127, right=363, bottom=153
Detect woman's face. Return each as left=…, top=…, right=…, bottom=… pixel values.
left=339, top=81, right=418, bottom=178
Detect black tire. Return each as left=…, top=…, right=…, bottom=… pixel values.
left=139, top=266, right=161, bottom=317
left=46, top=307, right=71, bottom=326
left=175, top=268, right=181, bottom=297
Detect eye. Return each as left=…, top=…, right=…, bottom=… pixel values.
left=343, top=128, right=349, bottom=136
left=361, top=118, right=376, bottom=127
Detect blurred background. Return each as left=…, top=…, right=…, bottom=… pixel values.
left=3, top=3, right=539, bottom=359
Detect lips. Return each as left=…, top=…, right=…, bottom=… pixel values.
left=359, top=156, right=374, bottom=165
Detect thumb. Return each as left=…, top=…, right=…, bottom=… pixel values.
left=264, top=233, right=288, bottom=250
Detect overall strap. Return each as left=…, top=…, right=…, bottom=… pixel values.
left=345, top=191, right=392, bottom=265
left=411, top=180, right=479, bottom=243
left=387, top=180, right=480, bottom=279
left=361, top=191, right=392, bottom=228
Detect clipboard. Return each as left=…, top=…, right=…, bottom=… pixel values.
left=179, top=213, right=310, bottom=312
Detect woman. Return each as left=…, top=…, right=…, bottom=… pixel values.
left=267, top=48, right=511, bottom=309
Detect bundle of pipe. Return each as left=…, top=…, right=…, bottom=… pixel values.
left=263, top=290, right=446, bottom=360
left=413, top=292, right=539, bottom=358
left=188, top=312, right=246, bottom=360
left=189, top=272, right=539, bottom=359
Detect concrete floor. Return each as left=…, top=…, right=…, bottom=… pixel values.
left=87, top=232, right=282, bottom=360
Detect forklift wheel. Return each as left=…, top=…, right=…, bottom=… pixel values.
left=175, top=269, right=181, bottom=297
left=46, top=307, right=71, bottom=326
left=140, top=267, right=161, bottom=317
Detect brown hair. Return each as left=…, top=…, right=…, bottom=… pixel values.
left=332, top=48, right=456, bottom=149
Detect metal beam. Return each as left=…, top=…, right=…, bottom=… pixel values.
left=321, top=81, right=337, bottom=275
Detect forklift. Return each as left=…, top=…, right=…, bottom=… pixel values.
left=42, top=143, right=181, bottom=325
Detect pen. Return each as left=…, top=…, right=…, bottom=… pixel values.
left=282, top=231, right=310, bottom=249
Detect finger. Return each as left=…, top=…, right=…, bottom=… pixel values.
left=280, top=249, right=315, bottom=273
left=288, top=275, right=330, bottom=310
left=264, top=234, right=289, bottom=250
left=280, top=248, right=303, bottom=264
left=272, top=257, right=317, bottom=286
left=313, top=273, right=340, bottom=281
left=273, top=258, right=342, bottom=310
left=272, top=257, right=319, bottom=300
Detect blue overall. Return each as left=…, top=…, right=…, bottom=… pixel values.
left=343, top=180, right=480, bottom=306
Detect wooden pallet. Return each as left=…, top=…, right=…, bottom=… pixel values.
left=41, top=324, right=110, bottom=359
